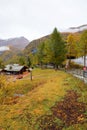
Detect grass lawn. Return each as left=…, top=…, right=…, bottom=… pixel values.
left=0, top=68, right=87, bottom=130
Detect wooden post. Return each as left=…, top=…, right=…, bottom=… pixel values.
left=30, top=71, right=32, bottom=81
left=29, top=68, right=32, bottom=81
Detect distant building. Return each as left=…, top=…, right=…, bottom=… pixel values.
left=3, top=64, right=27, bottom=75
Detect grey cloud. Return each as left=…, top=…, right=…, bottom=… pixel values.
left=0, top=0, right=87, bottom=40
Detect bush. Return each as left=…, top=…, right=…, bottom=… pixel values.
left=0, top=75, right=15, bottom=104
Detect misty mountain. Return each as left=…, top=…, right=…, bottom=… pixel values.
left=0, top=36, right=29, bottom=50
left=63, top=24, right=87, bottom=33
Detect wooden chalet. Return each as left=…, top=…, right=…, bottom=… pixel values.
left=3, top=64, right=27, bottom=75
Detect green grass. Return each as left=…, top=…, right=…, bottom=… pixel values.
left=0, top=68, right=87, bottom=130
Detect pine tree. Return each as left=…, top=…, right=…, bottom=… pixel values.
left=37, top=42, right=45, bottom=68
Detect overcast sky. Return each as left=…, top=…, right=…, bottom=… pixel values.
left=0, top=0, right=87, bottom=41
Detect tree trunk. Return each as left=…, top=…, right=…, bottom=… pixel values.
left=40, top=62, right=43, bottom=69
left=54, top=64, right=58, bottom=70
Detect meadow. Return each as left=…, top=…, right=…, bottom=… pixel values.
left=0, top=69, right=87, bottom=130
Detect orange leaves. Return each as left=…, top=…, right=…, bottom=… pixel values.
left=36, top=90, right=86, bottom=129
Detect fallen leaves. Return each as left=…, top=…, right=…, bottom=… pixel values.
left=51, top=90, right=86, bottom=126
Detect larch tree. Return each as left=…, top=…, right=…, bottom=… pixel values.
left=37, top=42, right=46, bottom=68
left=80, top=30, right=87, bottom=67
left=48, top=28, right=66, bottom=69
left=67, top=34, right=79, bottom=66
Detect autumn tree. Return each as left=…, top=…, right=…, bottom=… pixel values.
left=37, top=42, right=46, bottom=68
left=80, top=30, right=87, bottom=66
left=29, top=53, right=38, bottom=67
left=0, top=75, right=15, bottom=104
left=47, top=28, right=66, bottom=69
left=26, top=56, right=31, bottom=68
left=36, top=28, right=66, bottom=69
left=67, top=33, right=80, bottom=66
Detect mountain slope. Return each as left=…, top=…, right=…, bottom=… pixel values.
left=0, top=36, right=29, bottom=50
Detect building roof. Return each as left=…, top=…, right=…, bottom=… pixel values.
left=4, top=64, right=25, bottom=72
